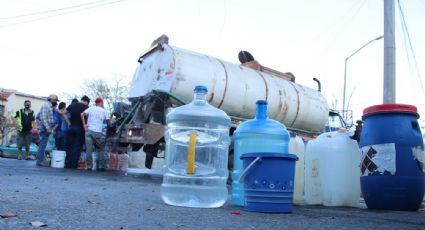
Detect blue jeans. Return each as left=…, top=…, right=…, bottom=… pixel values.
left=54, top=130, right=66, bottom=151
left=65, top=126, right=84, bottom=168
left=36, top=130, right=50, bottom=163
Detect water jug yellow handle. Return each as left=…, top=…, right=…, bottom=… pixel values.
left=187, top=131, right=197, bottom=174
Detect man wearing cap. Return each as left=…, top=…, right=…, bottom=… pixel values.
left=81, top=97, right=110, bottom=171
left=63, top=96, right=90, bottom=169
left=36, top=94, right=58, bottom=167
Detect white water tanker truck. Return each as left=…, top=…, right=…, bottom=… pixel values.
left=109, top=35, right=346, bottom=169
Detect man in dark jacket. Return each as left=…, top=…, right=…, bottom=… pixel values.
left=63, top=96, right=90, bottom=168
left=13, top=100, right=35, bottom=160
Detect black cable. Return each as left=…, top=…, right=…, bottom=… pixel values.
left=0, top=0, right=109, bottom=20
left=0, top=0, right=129, bottom=28
left=397, top=0, right=425, bottom=97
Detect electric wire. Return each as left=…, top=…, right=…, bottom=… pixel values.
left=0, top=0, right=109, bottom=20
left=397, top=0, right=425, bottom=99
left=0, top=0, right=129, bottom=28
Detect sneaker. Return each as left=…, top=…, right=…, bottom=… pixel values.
left=36, top=161, right=50, bottom=167
left=17, top=156, right=22, bottom=160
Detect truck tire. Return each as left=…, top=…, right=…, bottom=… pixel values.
left=145, top=152, right=154, bottom=169
left=143, top=142, right=160, bottom=169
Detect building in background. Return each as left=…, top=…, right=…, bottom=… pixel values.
left=0, top=89, right=46, bottom=144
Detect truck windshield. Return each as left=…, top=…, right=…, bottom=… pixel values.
left=326, top=112, right=346, bottom=132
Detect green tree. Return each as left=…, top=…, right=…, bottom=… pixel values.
left=60, top=74, right=130, bottom=114
left=80, top=74, right=129, bottom=114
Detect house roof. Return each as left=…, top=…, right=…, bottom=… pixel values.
left=0, top=89, right=47, bottom=101
left=14, top=92, right=47, bottom=101
left=0, top=92, right=12, bottom=101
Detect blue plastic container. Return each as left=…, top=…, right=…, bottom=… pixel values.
left=360, top=104, right=425, bottom=211
left=240, top=152, right=298, bottom=213
left=232, top=100, right=289, bottom=206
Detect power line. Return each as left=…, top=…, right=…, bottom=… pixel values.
left=0, top=0, right=109, bottom=20
left=397, top=0, right=425, bottom=98
left=315, top=0, right=368, bottom=63
left=0, top=0, right=129, bottom=28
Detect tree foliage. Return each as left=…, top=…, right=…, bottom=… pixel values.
left=0, top=114, right=17, bottom=145
left=79, top=74, right=129, bottom=114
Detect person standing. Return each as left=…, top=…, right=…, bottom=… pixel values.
left=54, top=102, right=67, bottom=151
left=81, top=98, right=110, bottom=171
left=13, top=100, right=35, bottom=160
left=64, top=96, right=90, bottom=168
left=36, top=94, right=58, bottom=167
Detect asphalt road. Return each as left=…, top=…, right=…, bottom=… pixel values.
left=0, top=157, right=424, bottom=230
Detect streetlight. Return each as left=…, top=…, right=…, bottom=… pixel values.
left=342, top=35, right=384, bottom=113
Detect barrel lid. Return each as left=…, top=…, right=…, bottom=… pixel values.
left=363, top=104, right=418, bottom=116
left=240, top=152, right=298, bottom=160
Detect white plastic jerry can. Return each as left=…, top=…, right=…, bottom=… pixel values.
left=304, top=137, right=324, bottom=205
left=321, top=129, right=361, bottom=207
left=289, top=132, right=305, bottom=205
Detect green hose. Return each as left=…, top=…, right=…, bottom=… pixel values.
left=116, top=100, right=141, bottom=134
left=154, top=90, right=187, bottom=105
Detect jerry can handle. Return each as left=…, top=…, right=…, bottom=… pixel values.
left=239, top=157, right=262, bottom=182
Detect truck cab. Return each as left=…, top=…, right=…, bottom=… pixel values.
left=325, top=110, right=348, bottom=132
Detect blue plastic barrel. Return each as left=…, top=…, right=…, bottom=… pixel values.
left=240, top=152, right=298, bottom=213
left=360, top=104, right=425, bottom=211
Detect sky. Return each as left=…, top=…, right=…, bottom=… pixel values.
left=1, top=0, right=424, bottom=124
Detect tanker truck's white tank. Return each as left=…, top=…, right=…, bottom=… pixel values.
left=130, top=44, right=329, bottom=132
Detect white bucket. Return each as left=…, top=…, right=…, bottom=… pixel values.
left=51, top=150, right=66, bottom=168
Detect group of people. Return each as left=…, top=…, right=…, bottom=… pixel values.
left=14, top=94, right=111, bottom=170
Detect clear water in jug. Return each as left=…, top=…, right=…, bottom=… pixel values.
left=161, top=85, right=231, bottom=208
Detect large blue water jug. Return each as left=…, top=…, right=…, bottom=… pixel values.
left=161, top=85, right=231, bottom=208
left=232, top=100, right=289, bottom=206
left=360, top=104, right=425, bottom=211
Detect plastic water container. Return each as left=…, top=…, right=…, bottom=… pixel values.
left=161, top=85, right=231, bottom=208
left=360, top=104, right=425, bottom=211
left=51, top=150, right=66, bottom=168
left=305, top=130, right=361, bottom=206
left=92, top=152, right=98, bottom=171
left=232, top=100, right=289, bottom=206
left=321, top=129, right=361, bottom=207
left=304, top=136, right=324, bottom=205
left=289, top=132, right=305, bottom=205
left=240, top=152, right=298, bottom=213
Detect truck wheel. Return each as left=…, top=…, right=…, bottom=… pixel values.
left=145, top=153, right=154, bottom=169
left=143, top=143, right=159, bottom=169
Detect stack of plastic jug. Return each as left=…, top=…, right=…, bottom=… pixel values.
left=160, top=85, right=231, bottom=208
left=232, top=100, right=290, bottom=206
left=288, top=131, right=305, bottom=205
left=304, top=129, right=361, bottom=207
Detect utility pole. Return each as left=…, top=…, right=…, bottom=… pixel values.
left=383, top=0, right=396, bottom=103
